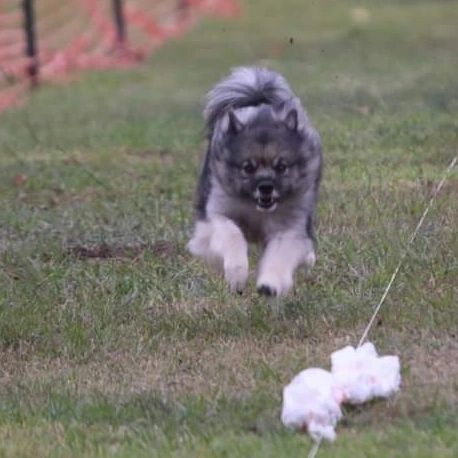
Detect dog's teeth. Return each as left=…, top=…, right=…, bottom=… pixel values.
left=256, top=202, right=278, bottom=213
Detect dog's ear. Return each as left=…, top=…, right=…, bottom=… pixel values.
left=227, top=110, right=244, bottom=135
left=284, top=109, right=298, bottom=131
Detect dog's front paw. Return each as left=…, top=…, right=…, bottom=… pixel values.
left=224, top=259, right=249, bottom=293
left=305, top=249, right=316, bottom=268
left=256, top=271, right=293, bottom=297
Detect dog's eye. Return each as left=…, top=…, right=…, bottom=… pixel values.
left=241, top=161, right=256, bottom=175
left=274, top=160, right=288, bottom=174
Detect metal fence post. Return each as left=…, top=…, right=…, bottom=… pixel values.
left=22, top=0, right=39, bottom=87
left=178, top=0, right=190, bottom=19
left=112, top=0, right=126, bottom=46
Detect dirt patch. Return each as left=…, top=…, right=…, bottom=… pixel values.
left=66, top=240, right=180, bottom=261
left=13, top=173, right=28, bottom=187
left=1, top=333, right=456, bottom=406
left=1, top=319, right=456, bottom=438
left=150, top=240, right=177, bottom=258
left=404, top=341, right=458, bottom=395
left=68, top=243, right=147, bottom=260
left=0, top=337, right=309, bottom=399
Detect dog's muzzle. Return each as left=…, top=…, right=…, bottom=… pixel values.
left=255, top=181, right=278, bottom=212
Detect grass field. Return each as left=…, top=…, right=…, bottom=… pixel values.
left=1, top=0, right=457, bottom=456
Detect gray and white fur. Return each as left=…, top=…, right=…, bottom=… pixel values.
left=188, top=66, right=322, bottom=296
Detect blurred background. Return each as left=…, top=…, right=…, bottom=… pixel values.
left=0, top=0, right=239, bottom=110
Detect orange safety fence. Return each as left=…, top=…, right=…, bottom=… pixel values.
left=0, top=0, right=240, bottom=112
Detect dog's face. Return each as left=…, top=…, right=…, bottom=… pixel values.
left=213, top=108, right=308, bottom=212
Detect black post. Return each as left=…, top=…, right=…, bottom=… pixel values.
left=178, top=0, right=190, bottom=19
left=112, top=0, right=126, bottom=46
left=22, top=0, right=39, bottom=87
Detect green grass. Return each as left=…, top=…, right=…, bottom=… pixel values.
left=1, top=0, right=457, bottom=456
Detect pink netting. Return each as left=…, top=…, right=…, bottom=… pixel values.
left=0, top=0, right=240, bottom=111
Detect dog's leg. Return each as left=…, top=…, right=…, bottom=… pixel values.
left=256, top=233, right=315, bottom=296
left=187, top=216, right=249, bottom=293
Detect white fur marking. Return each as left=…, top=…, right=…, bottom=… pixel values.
left=257, top=234, right=315, bottom=296
left=188, top=216, right=249, bottom=292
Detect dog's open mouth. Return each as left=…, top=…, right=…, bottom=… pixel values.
left=256, top=197, right=278, bottom=212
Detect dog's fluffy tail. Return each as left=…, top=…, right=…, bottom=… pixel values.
left=204, top=67, right=294, bottom=132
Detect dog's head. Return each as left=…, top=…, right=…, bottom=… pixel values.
left=212, top=105, right=314, bottom=212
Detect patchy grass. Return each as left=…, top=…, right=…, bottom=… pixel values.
left=0, top=0, right=457, bottom=456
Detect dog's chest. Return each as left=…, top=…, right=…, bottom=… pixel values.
left=207, top=185, right=303, bottom=242
left=231, top=207, right=275, bottom=241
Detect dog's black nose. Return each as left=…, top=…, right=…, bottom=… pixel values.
left=257, top=181, right=274, bottom=195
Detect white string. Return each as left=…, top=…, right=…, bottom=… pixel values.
left=357, top=155, right=456, bottom=347
left=307, top=437, right=322, bottom=458
left=307, top=154, right=457, bottom=456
